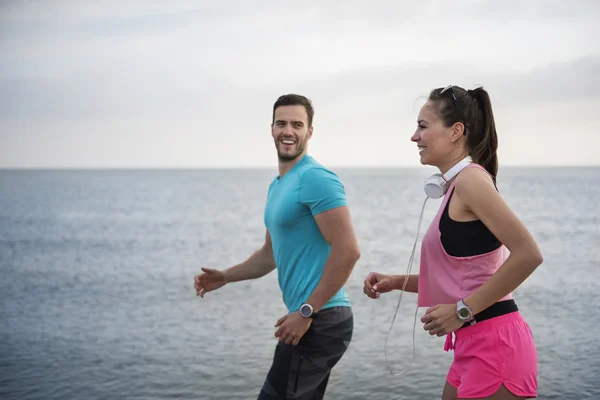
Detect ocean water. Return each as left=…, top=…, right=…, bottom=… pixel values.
left=0, top=167, right=598, bottom=400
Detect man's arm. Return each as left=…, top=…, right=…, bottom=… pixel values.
left=224, top=229, right=276, bottom=283
left=304, top=206, right=361, bottom=312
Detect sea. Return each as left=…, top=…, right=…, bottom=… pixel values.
left=1, top=166, right=598, bottom=400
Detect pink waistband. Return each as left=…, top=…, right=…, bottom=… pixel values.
left=444, top=311, right=522, bottom=351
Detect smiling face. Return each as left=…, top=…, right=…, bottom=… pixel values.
left=271, top=105, right=313, bottom=162
left=411, top=100, right=466, bottom=171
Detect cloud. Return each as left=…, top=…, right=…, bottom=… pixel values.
left=470, top=0, right=600, bottom=20
left=492, top=55, right=600, bottom=106
left=301, top=54, right=600, bottom=107
left=0, top=1, right=598, bottom=167
left=2, top=0, right=599, bottom=46
left=0, top=72, right=226, bottom=119
left=1, top=54, right=597, bottom=121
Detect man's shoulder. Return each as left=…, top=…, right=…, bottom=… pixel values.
left=297, top=156, right=342, bottom=182
left=266, top=175, right=278, bottom=191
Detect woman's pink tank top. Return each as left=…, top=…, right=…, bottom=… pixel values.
left=417, top=163, right=513, bottom=308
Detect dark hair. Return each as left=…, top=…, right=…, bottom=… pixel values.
left=272, top=94, right=315, bottom=127
left=428, top=86, right=499, bottom=180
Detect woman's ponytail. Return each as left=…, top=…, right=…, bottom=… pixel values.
left=467, top=88, right=498, bottom=181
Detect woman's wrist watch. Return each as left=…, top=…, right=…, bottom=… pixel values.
left=456, top=299, right=473, bottom=322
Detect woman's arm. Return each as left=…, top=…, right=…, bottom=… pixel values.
left=455, top=167, right=544, bottom=315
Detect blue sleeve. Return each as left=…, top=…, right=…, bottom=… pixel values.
left=298, top=167, right=348, bottom=215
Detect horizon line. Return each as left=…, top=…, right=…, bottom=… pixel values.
left=1, top=164, right=599, bottom=171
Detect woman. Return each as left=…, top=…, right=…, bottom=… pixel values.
left=363, top=85, right=543, bottom=399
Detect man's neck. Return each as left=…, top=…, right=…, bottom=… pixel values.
left=278, top=152, right=307, bottom=178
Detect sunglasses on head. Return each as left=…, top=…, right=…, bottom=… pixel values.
left=440, top=85, right=467, bottom=136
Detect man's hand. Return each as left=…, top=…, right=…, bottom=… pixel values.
left=194, top=267, right=227, bottom=297
left=420, top=304, right=465, bottom=336
left=274, top=311, right=312, bottom=346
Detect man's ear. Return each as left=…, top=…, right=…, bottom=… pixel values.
left=308, top=126, right=314, bottom=138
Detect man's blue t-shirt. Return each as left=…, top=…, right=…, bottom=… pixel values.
left=264, top=154, right=352, bottom=313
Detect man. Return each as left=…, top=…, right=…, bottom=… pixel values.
left=194, top=94, right=361, bottom=399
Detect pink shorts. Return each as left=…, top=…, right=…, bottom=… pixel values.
left=445, top=311, right=537, bottom=398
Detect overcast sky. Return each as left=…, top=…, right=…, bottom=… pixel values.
left=1, top=0, right=599, bottom=168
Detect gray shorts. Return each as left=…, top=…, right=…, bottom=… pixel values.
left=257, top=306, right=354, bottom=400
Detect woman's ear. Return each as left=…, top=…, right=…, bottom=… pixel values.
left=450, top=122, right=465, bottom=142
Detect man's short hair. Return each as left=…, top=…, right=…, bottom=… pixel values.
left=272, top=94, right=314, bottom=127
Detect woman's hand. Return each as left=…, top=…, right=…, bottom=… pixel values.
left=421, top=304, right=465, bottom=336
left=363, top=272, right=399, bottom=299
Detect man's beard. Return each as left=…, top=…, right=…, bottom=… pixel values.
left=276, top=138, right=306, bottom=162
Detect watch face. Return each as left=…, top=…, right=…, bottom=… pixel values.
left=458, top=308, right=470, bottom=319
left=300, top=304, right=311, bottom=317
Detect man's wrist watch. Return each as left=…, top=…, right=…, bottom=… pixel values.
left=299, top=303, right=316, bottom=319
left=456, top=299, right=473, bottom=322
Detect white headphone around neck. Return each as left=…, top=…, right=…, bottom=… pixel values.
left=424, top=156, right=473, bottom=199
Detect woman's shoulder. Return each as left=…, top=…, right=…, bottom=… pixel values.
left=454, top=164, right=496, bottom=194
